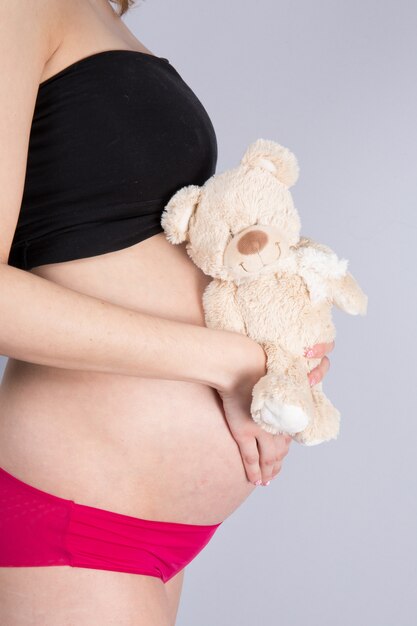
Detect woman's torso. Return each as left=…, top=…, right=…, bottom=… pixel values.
left=0, top=0, right=255, bottom=524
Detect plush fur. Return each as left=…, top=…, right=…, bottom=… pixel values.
left=161, top=138, right=368, bottom=445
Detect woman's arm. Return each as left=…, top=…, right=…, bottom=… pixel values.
left=0, top=262, right=253, bottom=390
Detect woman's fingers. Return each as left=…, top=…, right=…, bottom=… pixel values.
left=256, top=433, right=292, bottom=485
left=271, top=460, right=284, bottom=481
left=270, top=435, right=291, bottom=481
left=304, top=341, right=334, bottom=387
left=303, top=340, right=335, bottom=358
left=237, top=434, right=263, bottom=486
left=308, top=355, right=330, bottom=386
left=256, top=436, right=278, bottom=485
left=236, top=430, right=292, bottom=486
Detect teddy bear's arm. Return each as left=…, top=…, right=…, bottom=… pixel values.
left=329, top=271, right=368, bottom=315
left=293, top=237, right=349, bottom=304
left=202, top=279, right=247, bottom=335
left=295, top=238, right=367, bottom=314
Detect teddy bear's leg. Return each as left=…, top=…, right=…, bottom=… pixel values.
left=250, top=342, right=315, bottom=436
left=292, top=382, right=341, bottom=446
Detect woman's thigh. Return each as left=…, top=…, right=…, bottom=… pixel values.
left=0, top=566, right=173, bottom=626
left=165, top=569, right=185, bottom=625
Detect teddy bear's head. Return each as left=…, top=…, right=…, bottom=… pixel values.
left=161, top=138, right=302, bottom=282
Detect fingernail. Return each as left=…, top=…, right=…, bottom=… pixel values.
left=262, top=481, right=271, bottom=486
left=309, top=376, right=317, bottom=387
left=305, top=348, right=314, bottom=357
left=254, top=479, right=262, bottom=486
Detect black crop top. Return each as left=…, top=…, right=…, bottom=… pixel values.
left=7, top=49, right=218, bottom=271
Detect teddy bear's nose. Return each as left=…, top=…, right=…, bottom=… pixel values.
left=237, top=229, right=268, bottom=255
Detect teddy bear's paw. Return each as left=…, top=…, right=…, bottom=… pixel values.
left=252, top=396, right=310, bottom=435
left=293, top=402, right=340, bottom=446
left=335, top=273, right=368, bottom=316
left=297, top=435, right=327, bottom=446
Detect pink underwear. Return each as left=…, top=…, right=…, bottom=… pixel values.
left=0, top=465, right=222, bottom=583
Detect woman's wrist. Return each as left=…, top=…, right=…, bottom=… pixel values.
left=203, top=327, right=267, bottom=393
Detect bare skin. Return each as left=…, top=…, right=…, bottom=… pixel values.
left=0, top=1, right=334, bottom=624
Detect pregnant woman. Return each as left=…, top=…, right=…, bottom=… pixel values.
left=0, top=1, right=333, bottom=624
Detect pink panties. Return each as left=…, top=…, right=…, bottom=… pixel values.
left=0, top=465, right=222, bottom=583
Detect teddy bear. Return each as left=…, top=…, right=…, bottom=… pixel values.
left=160, top=138, right=368, bottom=445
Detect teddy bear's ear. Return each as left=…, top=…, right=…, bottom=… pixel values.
left=240, top=138, right=300, bottom=188
left=160, top=185, right=201, bottom=244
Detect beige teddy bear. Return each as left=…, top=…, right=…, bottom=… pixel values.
left=161, top=138, right=368, bottom=445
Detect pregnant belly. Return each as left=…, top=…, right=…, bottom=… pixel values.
left=0, top=233, right=255, bottom=525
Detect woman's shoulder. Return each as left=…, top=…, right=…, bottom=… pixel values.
left=0, top=0, right=65, bottom=69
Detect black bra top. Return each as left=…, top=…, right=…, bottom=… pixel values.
left=7, top=49, right=218, bottom=270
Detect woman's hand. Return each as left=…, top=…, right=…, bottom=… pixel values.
left=304, top=341, right=335, bottom=387
left=216, top=337, right=335, bottom=486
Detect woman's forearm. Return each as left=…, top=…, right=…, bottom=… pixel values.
left=0, top=263, right=249, bottom=390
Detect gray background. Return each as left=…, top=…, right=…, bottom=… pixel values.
left=3, top=0, right=416, bottom=624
